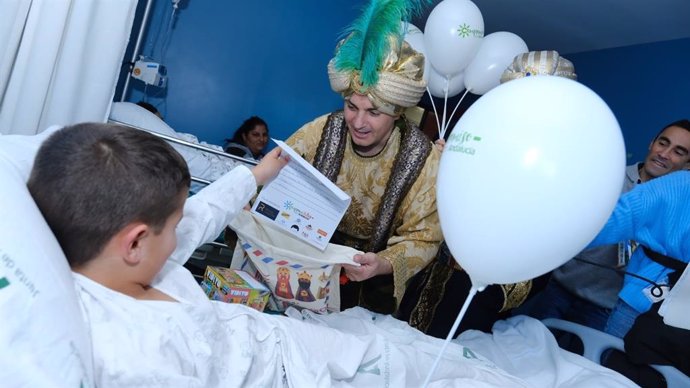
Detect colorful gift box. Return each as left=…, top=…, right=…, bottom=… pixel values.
left=201, top=266, right=270, bottom=312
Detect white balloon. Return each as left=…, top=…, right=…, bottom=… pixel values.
left=424, top=0, right=484, bottom=77
left=464, top=31, right=528, bottom=95
left=437, top=76, right=625, bottom=289
left=427, top=67, right=465, bottom=98
left=402, top=22, right=430, bottom=82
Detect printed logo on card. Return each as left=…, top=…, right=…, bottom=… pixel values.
left=283, top=200, right=314, bottom=221
left=255, top=201, right=279, bottom=220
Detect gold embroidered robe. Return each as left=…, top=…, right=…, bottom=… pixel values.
left=286, top=114, right=442, bottom=304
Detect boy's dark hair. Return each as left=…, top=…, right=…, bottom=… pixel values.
left=654, top=119, right=690, bottom=139
left=28, top=123, right=191, bottom=268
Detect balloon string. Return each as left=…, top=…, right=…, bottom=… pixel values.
left=441, top=88, right=471, bottom=139
left=427, top=86, right=442, bottom=139
left=422, top=286, right=479, bottom=388
left=440, top=77, right=449, bottom=140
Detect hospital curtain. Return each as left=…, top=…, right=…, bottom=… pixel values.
left=0, top=0, right=138, bottom=135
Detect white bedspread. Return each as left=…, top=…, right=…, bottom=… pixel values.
left=76, top=259, right=530, bottom=387
left=458, top=316, right=638, bottom=387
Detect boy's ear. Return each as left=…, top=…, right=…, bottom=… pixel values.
left=120, top=223, right=150, bottom=266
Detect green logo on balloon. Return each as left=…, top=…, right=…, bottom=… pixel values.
left=457, top=23, right=483, bottom=38
left=447, top=130, right=481, bottom=155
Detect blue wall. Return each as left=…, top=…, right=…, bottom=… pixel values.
left=125, top=0, right=362, bottom=146
left=123, top=1, right=690, bottom=162
left=566, top=38, right=690, bottom=163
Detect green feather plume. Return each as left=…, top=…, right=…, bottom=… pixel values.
left=334, top=0, right=431, bottom=90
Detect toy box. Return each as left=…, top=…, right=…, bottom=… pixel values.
left=201, top=266, right=270, bottom=312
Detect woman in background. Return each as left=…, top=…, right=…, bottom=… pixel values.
left=224, top=116, right=269, bottom=161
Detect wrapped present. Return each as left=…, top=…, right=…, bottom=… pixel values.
left=201, top=266, right=270, bottom=312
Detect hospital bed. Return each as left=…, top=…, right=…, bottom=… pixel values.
left=0, top=117, right=685, bottom=387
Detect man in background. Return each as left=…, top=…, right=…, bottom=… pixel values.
left=518, top=119, right=690, bottom=330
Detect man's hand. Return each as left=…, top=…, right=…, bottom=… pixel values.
left=342, top=252, right=393, bottom=282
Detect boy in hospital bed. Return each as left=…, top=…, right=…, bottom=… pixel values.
left=28, top=122, right=526, bottom=387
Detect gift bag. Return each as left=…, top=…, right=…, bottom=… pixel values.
left=229, top=211, right=359, bottom=313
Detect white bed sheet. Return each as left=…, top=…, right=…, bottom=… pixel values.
left=458, top=315, right=638, bottom=387
left=290, top=309, right=636, bottom=387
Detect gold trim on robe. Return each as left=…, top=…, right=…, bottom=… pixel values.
left=286, top=113, right=442, bottom=311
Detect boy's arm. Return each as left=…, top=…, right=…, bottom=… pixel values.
left=169, top=165, right=256, bottom=264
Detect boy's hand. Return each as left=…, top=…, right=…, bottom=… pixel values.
left=252, top=147, right=289, bottom=186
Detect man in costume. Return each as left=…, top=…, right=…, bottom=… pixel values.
left=285, top=5, right=442, bottom=314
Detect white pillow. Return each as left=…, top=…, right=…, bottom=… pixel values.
left=108, top=101, right=177, bottom=137
left=0, top=130, right=94, bottom=387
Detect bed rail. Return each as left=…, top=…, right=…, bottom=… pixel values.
left=108, top=118, right=258, bottom=186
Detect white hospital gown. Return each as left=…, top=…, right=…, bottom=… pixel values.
left=74, top=165, right=527, bottom=387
